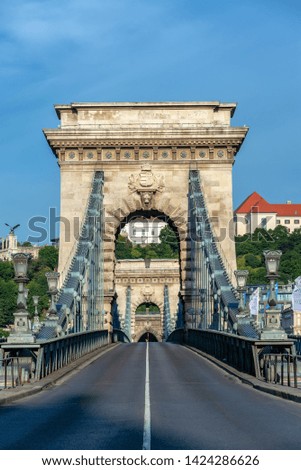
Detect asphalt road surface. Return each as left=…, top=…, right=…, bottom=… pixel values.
left=1, top=343, right=301, bottom=450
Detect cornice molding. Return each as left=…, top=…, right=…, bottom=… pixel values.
left=48, top=138, right=244, bottom=149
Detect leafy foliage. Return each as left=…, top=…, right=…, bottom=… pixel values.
left=235, top=226, right=301, bottom=284
left=0, top=328, right=9, bottom=338
left=18, top=241, right=33, bottom=247
left=0, top=279, right=17, bottom=327
left=0, top=246, right=58, bottom=327
left=37, top=246, right=59, bottom=270
left=0, top=261, right=15, bottom=281
left=115, top=225, right=179, bottom=260
left=136, top=303, right=160, bottom=314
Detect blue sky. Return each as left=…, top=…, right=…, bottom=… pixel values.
left=0, top=0, right=300, bottom=243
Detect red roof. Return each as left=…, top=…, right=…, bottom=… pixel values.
left=271, top=204, right=301, bottom=217
left=235, top=192, right=301, bottom=217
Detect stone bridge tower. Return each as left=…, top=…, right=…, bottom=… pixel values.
left=44, top=102, right=248, bottom=329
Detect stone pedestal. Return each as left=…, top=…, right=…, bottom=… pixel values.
left=260, top=329, right=287, bottom=340
left=260, top=308, right=287, bottom=340
left=9, top=310, right=36, bottom=344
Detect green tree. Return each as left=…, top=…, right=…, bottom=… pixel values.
left=235, top=226, right=301, bottom=285
left=115, top=235, right=133, bottom=259
left=27, top=267, right=51, bottom=317
left=247, top=267, right=267, bottom=285
left=0, top=261, right=14, bottom=281
left=245, top=253, right=262, bottom=269
left=0, top=328, right=9, bottom=338
left=0, top=278, right=17, bottom=327
left=159, top=225, right=179, bottom=254
left=37, top=246, right=59, bottom=270
left=115, top=225, right=179, bottom=260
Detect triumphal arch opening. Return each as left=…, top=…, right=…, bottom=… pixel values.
left=44, top=102, right=248, bottom=340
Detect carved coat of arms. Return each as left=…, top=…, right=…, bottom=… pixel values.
left=128, top=165, right=164, bottom=207
left=141, top=284, right=154, bottom=303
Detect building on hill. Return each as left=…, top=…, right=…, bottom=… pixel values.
left=234, top=192, right=301, bottom=236
left=0, top=232, right=40, bottom=261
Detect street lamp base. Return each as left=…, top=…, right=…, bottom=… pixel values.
left=9, top=310, right=36, bottom=344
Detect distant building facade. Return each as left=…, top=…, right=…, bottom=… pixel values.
left=0, top=233, right=40, bottom=261
left=121, top=218, right=167, bottom=244
left=247, top=283, right=301, bottom=335
left=235, top=192, right=301, bottom=236
left=282, top=308, right=301, bottom=336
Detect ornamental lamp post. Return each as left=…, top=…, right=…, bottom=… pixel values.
left=260, top=250, right=287, bottom=340
left=234, top=270, right=249, bottom=315
left=8, top=253, right=35, bottom=344
left=45, top=271, right=60, bottom=298
left=263, top=250, right=282, bottom=306
left=264, top=250, right=281, bottom=275
left=45, top=271, right=60, bottom=331
left=65, top=307, right=71, bottom=334
left=13, top=252, right=29, bottom=279
left=32, top=295, right=40, bottom=330
left=33, top=295, right=39, bottom=314
left=223, top=306, right=229, bottom=332
left=46, top=273, right=59, bottom=313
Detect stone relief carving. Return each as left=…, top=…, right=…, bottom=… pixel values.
left=128, top=164, right=165, bottom=207
left=141, top=284, right=154, bottom=303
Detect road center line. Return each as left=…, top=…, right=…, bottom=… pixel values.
left=142, top=341, right=151, bottom=450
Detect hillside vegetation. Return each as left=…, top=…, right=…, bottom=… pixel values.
left=235, top=226, right=301, bottom=284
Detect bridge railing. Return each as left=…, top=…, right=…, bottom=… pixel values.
left=1, top=329, right=135, bottom=390
left=288, top=335, right=301, bottom=354
left=261, top=353, right=298, bottom=388
left=168, top=329, right=298, bottom=386
left=186, top=329, right=256, bottom=375
left=1, top=330, right=109, bottom=388
left=35, top=330, right=109, bottom=380
left=0, top=357, right=29, bottom=389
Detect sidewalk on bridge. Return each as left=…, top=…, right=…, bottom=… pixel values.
left=185, top=345, right=301, bottom=404
left=0, top=343, right=119, bottom=406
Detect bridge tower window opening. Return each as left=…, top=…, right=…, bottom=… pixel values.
left=115, top=209, right=180, bottom=261
left=136, top=302, right=160, bottom=315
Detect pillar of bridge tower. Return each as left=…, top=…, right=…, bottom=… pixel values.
left=103, top=295, right=113, bottom=334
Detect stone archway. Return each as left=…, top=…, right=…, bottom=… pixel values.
left=134, top=302, right=161, bottom=343
left=115, top=259, right=180, bottom=342
left=105, top=188, right=187, bottom=284
left=137, top=328, right=161, bottom=342
left=105, top=197, right=187, bottom=326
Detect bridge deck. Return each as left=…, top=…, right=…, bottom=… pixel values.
left=1, top=343, right=301, bottom=450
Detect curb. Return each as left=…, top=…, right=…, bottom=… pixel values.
left=184, top=344, right=301, bottom=404
left=0, top=342, right=119, bottom=405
